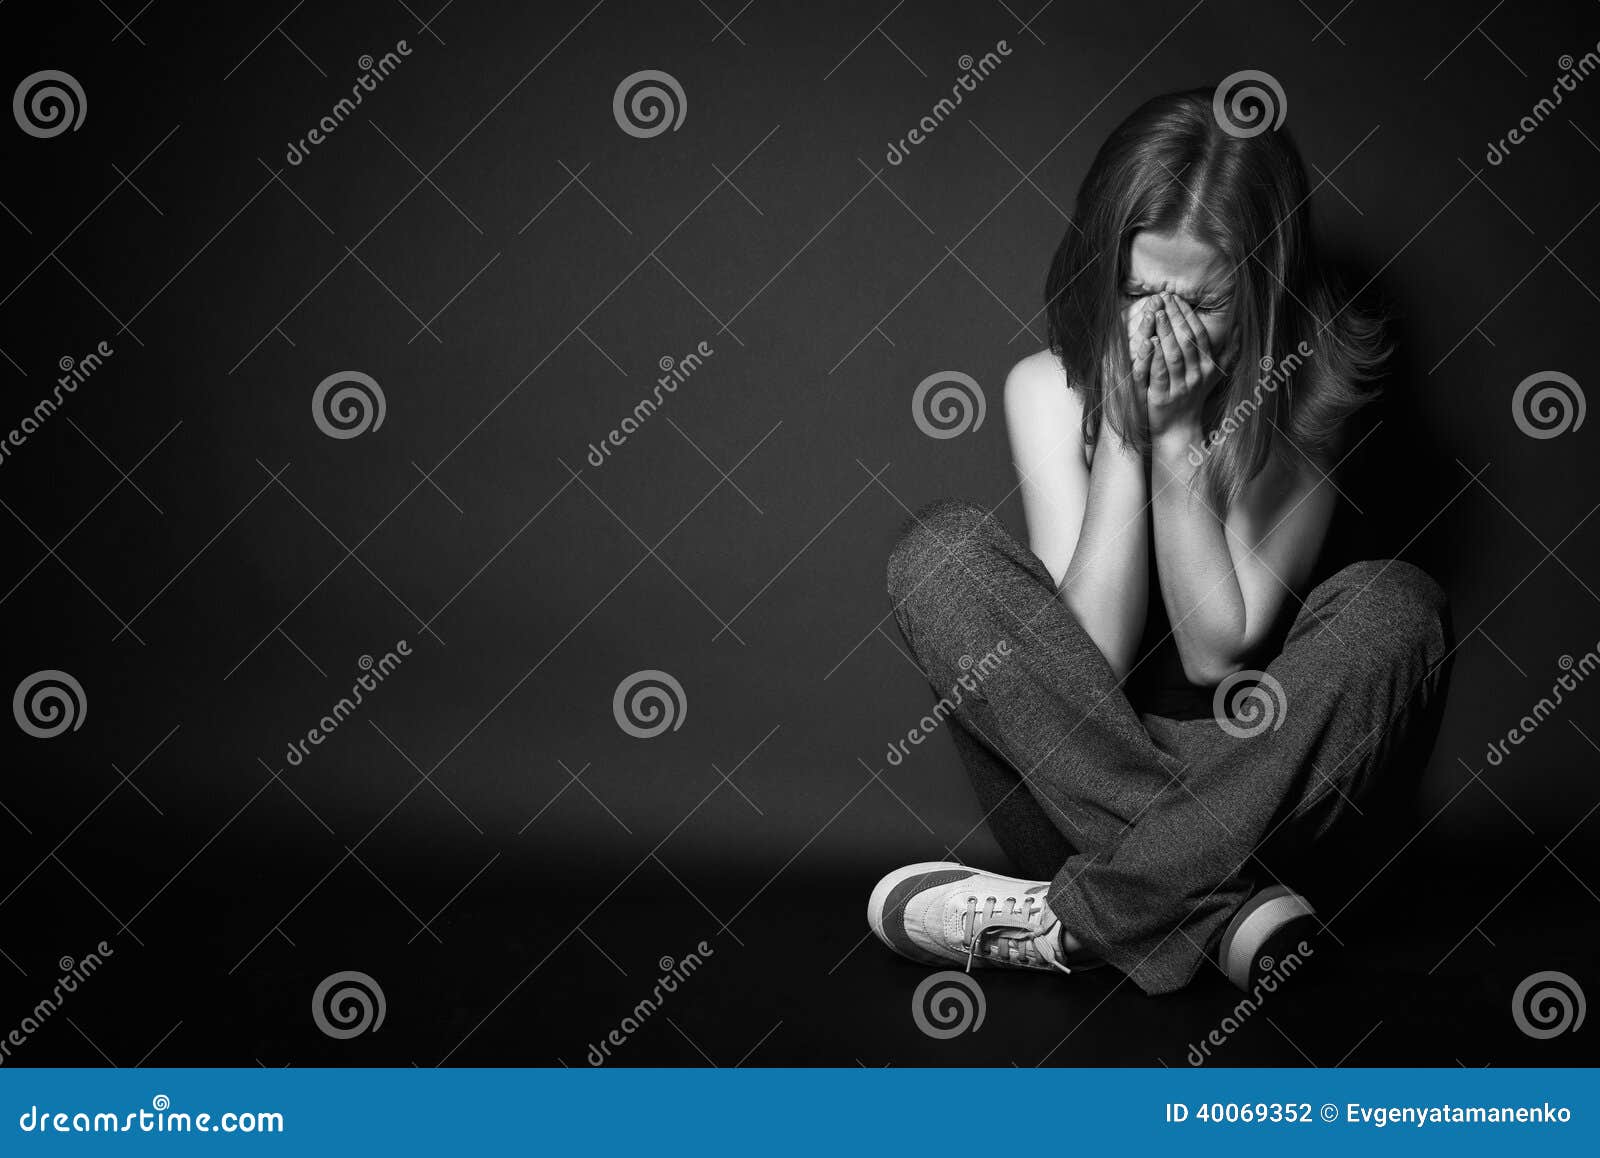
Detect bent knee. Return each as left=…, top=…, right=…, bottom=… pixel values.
left=1331, top=559, right=1446, bottom=617
left=1325, top=559, right=1448, bottom=658
left=885, top=498, right=991, bottom=599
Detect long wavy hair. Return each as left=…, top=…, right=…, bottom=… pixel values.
left=1045, top=87, right=1386, bottom=509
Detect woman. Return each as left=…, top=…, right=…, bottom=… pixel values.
left=866, top=88, right=1451, bottom=996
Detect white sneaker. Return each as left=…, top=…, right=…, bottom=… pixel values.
left=867, top=861, right=1092, bottom=974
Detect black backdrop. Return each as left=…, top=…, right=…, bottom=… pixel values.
left=1, top=0, right=1596, bottom=1067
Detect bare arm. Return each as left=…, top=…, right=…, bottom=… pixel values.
left=1145, top=293, right=1335, bottom=684
left=1005, top=314, right=1158, bottom=679
left=1058, top=415, right=1148, bottom=680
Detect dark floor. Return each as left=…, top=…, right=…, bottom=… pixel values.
left=6, top=829, right=1596, bottom=1068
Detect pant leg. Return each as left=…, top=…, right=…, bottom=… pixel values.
left=1047, top=558, right=1452, bottom=993
left=885, top=499, right=1185, bottom=873
left=945, top=721, right=1074, bottom=883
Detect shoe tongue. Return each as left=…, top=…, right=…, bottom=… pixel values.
left=975, top=908, right=1061, bottom=966
left=1032, top=918, right=1065, bottom=968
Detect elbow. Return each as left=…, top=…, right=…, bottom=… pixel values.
left=1056, top=586, right=1140, bottom=684
left=1177, top=618, right=1258, bottom=687
left=1179, top=651, right=1247, bottom=688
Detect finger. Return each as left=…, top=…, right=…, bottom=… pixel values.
left=1171, top=295, right=1213, bottom=360
left=1132, top=307, right=1157, bottom=387
left=1163, top=295, right=1205, bottom=382
left=1147, top=339, right=1169, bottom=393
left=1153, top=299, right=1182, bottom=384
left=1163, top=294, right=1197, bottom=352
left=1171, top=295, right=1217, bottom=382
left=1124, top=297, right=1154, bottom=348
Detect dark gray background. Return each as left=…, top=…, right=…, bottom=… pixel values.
left=1, top=0, right=1596, bottom=1066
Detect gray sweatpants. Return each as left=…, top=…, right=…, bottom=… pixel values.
left=886, top=499, right=1451, bottom=995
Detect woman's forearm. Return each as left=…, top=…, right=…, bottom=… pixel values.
left=1149, top=426, right=1249, bottom=683
left=1057, top=430, right=1149, bottom=679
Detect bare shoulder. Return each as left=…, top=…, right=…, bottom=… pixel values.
left=1004, top=349, right=1083, bottom=422
left=1004, top=350, right=1087, bottom=466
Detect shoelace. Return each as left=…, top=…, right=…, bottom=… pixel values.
left=959, top=889, right=1073, bottom=974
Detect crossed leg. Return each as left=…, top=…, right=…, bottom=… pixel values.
left=886, top=499, right=1450, bottom=994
